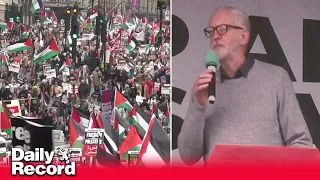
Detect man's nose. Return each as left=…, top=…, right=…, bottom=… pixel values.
left=212, top=30, right=221, bottom=40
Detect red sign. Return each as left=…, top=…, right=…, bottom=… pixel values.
left=83, top=144, right=98, bottom=157
left=7, top=106, right=19, bottom=114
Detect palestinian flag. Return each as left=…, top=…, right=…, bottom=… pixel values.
left=0, top=101, right=12, bottom=137
left=127, top=35, right=137, bottom=52
left=96, top=137, right=122, bottom=167
left=88, top=112, right=98, bottom=129
left=151, top=103, right=159, bottom=119
left=51, top=10, right=58, bottom=24
left=114, top=108, right=130, bottom=130
left=7, top=37, right=32, bottom=52
left=101, top=131, right=118, bottom=157
left=33, top=38, right=59, bottom=64
left=58, top=58, right=71, bottom=71
left=71, top=107, right=90, bottom=128
left=95, top=112, right=104, bottom=129
left=135, top=105, right=170, bottom=164
left=1, top=54, right=7, bottom=66
left=134, top=17, right=142, bottom=28
left=114, top=89, right=132, bottom=111
left=41, top=9, right=52, bottom=24
left=0, top=22, right=13, bottom=30
left=163, top=103, right=170, bottom=126
left=118, top=125, right=142, bottom=159
left=29, top=0, right=42, bottom=13
left=85, top=12, right=98, bottom=29
left=119, top=16, right=129, bottom=30
left=88, top=12, right=98, bottom=22
left=136, top=115, right=166, bottom=167
left=112, top=109, right=126, bottom=144
left=85, top=18, right=92, bottom=29
left=100, top=109, right=121, bottom=147
left=128, top=105, right=149, bottom=134
left=22, top=25, right=29, bottom=39
left=69, top=118, right=85, bottom=149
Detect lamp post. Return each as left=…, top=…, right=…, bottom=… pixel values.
left=157, top=0, right=166, bottom=47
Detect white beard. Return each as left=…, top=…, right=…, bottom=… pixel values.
left=212, top=45, right=229, bottom=61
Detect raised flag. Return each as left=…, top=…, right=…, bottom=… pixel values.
left=33, top=38, right=59, bottom=64
left=0, top=102, right=11, bottom=137
left=71, top=107, right=90, bottom=127
left=69, top=118, right=85, bottom=149
left=163, top=103, right=170, bottom=126
left=136, top=115, right=166, bottom=167
left=29, top=0, right=42, bottom=13
left=113, top=109, right=126, bottom=144
left=88, top=112, right=98, bottom=129
left=114, top=89, right=132, bottom=111
left=118, top=125, right=141, bottom=157
left=135, top=105, right=170, bottom=164
left=7, top=37, right=33, bottom=52
left=127, top=36, right=137, bottom=52
left=0, top=22, right=13, bottom=30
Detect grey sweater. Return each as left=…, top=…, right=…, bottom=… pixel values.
left=178, top=60, right=313, bottom=165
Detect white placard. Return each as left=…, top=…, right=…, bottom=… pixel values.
left=8, top=62, right=20, bottom=73
left=46, top=69, right=56, bottom=79
left=43, top=64, right=51, bottom=75
left=161, top=84, right=170, bottom=95
left=52, top=130, right=65, bottom=143
left=135, top=96, right=145, bottom=104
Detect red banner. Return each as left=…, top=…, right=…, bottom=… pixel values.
left=1, top=163, right=320, bottom=179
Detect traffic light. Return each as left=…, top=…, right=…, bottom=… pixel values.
left=71, top=25, right=78, bottom=39
left=66, top=7, right=71, bottom=14
left=73, top=4, right=78, bottom=14
left=92, top=8, right=96, bottom=13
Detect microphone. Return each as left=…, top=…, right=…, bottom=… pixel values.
left=204, top=50, right=220, bottom=104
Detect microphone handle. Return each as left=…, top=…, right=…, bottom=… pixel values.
left=207, top=65, right=216, bottom=104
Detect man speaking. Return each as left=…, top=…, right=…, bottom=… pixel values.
left=177, top=6, right=313, bottom=165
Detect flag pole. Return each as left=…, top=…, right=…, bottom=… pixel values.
left=28, top=98, right=31, bottom=114
left=102, top=0, right=106, bottom=67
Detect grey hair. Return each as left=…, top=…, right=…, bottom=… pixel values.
left=214, top=6, right=251, bottom=32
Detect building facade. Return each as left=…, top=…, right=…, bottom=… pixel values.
left=0, top=0, right=21, bottom=22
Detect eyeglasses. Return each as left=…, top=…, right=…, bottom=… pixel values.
left=204, top=24, right=244, bottom=38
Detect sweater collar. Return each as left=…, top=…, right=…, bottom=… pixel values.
left=220, top=56, right=255, bottom=82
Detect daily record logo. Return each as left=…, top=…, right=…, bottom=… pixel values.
left=11, top=148, right=76, bottom=176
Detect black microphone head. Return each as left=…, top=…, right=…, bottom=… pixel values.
left=204, top=50, right=219, bottom=68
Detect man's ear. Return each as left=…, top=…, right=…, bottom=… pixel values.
left=240, top=30, right=250, bottom=46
